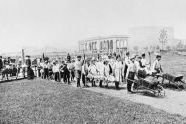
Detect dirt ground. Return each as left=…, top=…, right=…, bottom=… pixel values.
left=72, top=82, right=186, bottom=117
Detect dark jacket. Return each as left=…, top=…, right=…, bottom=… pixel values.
left=0, top=59, right=3, bottom=69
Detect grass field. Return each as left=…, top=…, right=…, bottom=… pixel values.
left=1, top=79, right=186, bottom=124
left=155, top=54, right=186, bottom=81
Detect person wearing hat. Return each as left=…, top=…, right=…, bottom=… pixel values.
left=74, top=55, right=83, bottom=87
left=126, top=54, right=138, bottom=93
left=96, top=57, right=104, bottom=87
left=113, top=55, right=124, bottom=89
left=103, top=59, right=112, bottom=87
left=87, top=58, right=98, bottom=87
left=151, top=54, right=163, bottom=74
left=25, top=55, right=31, bottom=68
left=141, top=53, right=148, bottom=68
left=82, top=59, right=89, bottom=87
left=0, top=56, right=3, bottom=72
left=124, top=52, right=130, bottom=79
left=52, top=61, right=60, bottom=82
left=43, top=60, right=49, bottom=79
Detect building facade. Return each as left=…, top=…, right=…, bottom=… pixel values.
left=78, top=35, right=129, bottom=54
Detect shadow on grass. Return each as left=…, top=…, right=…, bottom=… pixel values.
left=0, top=77, right=26, bottom=84
left=133, top=90, right=165, bottom=98
left=103, top=85, right=127, bottom=90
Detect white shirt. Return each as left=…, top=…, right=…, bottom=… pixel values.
left=104, top=64, right=110, bottom=77
left=126, top=62, right=137, bottom=78
left=152, top=60, right=162, bottom=72
left=74, top=60, right=83, bottom=71
left=88, top=64, right=98, bottom=75
left=141, top=58, right=148, bottom=66
left=52, top=64, right=60, bottom=73
left=125, top=56, right=131, bottom=66
left=96, top=61, right=104, bottom=75
left=135, top=61, right=141, bottom=71
left=82, top=63, right=88, bottom=74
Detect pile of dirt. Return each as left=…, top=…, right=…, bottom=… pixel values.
left=1, top=79, right=186, bottom=124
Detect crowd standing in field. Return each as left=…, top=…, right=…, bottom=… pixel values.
left=0, top=52, right=164, bottom=93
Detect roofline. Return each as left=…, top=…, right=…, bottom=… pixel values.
left=79, top=35, right=130, bottom=42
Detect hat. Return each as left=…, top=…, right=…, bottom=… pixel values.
left=126, top=52, right=130, bottom=55
left=77, top=55, right=81, bottom=58
left=156, top=54, right=161, bottom=58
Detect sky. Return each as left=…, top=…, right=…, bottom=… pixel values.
left=0, top=0, right=186, bottom=53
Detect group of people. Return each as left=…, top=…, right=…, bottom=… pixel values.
left=0, top=52, right=163, bottom=93
left=0, top=55, right=35, bottom=80
left=34, top=52, right=163, bottom=93
left=72, top=52, right=163, bottom=92
left=0, top=56, right=19, bottom=80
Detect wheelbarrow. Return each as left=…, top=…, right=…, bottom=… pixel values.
left=161, top=73, right=185, bottom=89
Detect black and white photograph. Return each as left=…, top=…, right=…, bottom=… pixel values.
left=0, top=0, right=186, bottom=123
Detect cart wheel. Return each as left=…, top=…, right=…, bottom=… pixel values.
left=156, top=85, right=165, bottom=97
left=131, top=82, right=138, bottom=92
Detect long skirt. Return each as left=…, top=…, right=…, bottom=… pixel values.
left=27, top=67, right=34, bottom=80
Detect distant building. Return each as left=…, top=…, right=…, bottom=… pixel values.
left=78, top=35, right=130, bottom=54
left=128, top=27, right=175, bottom=49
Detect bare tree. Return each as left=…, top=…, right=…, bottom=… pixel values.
left=159, top=29, right=168, bottom=51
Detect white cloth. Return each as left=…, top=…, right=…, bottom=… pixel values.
left=88, top=64, right=98, bottom=75
left=104, top=64, right=110, bottom=77
left=126, top=62, right=137, bottom=78
left=141, top=58, right=148, bottom=66
left=82, top=63, right=88, bottom=74
left=68, top=63, right=75, bottom=70
left=152, top=60, right=162, bottom=72
left=87, top=64, right=98, bottom=79
left=135, top=61, right=141, bottom=71
left=113, top=61, right=124, bottom=82
left=125, top=56, right=131, bottom=66
left=52, top=64, right=60, bottom=73
left=96, top=61, right=104, bottom=75
left=74, top=60, right=83, bottom=71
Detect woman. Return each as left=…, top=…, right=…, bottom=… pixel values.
left=87, top=58, right=98, bottom=87
left=103, top=59, right=113, bottom=87
left=113, top=55, right=124, bottom=89
left=126, top=54, right=138, bottom=93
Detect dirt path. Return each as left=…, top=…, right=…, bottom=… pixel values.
left=71, top=83, right=186, bottom=116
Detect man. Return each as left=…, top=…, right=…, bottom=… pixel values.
left=25, top=56, right=31, bottom=68
left=124, top=52, right=130, bottom=79
left=68, top=59, right=75, bottom=81
left=126, top=54, right=138, bottom=93
left=43, top=60, right=49, bottom=79
left=82, top=60, right=89, bottom=87
left=113, top=55, right=124, bottom=90
left=74, top=56, right=83, bottom=87
left=53, top=61, right=60, bottom=82
left=141, top=53, right=148, bottom=68
left=96, top=58, right=104, bottom=87
left=25, top=55, right=34, bottom=79
left=0, top=56, right=3, bottom=72
left=152, top=54, right=163, bottom=74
